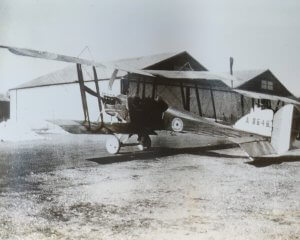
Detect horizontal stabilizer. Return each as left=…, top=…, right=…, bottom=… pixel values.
left=238, top=140, right=275, bottom=158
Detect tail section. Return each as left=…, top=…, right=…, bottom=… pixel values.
left=236, top=104, right=297, bottom=158
left=270, top=104, right=294, bottom=154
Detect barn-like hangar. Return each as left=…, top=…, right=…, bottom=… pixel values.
left=9, top=51, right=297, bottom=124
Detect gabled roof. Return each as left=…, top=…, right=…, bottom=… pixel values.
left=11, top=51, right=183, bottom=90
left=232, top=69, right=267, bottom=88
left=232, top=69, right=295, bottom=98
left=106, top=51, right=181, bottom=70
left=142, top=51, right=207, bottom=71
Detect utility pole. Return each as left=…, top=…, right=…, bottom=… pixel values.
left=230, top=56, right=234, bottom=88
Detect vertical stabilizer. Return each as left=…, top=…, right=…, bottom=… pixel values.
left=271, top=104, right=294, bottom=154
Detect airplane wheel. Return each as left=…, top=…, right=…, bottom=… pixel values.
left=137, top=134, right=151, bottom=151
left=106, top=135, right=121, bottom=154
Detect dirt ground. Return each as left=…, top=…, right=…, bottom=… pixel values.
left=0, top=133, right=299, bottom=240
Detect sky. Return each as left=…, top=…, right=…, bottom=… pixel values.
left=0, top=0, right=299, bottom=96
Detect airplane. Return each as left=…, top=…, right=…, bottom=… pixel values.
left=1, top=45, right=300, bottom=159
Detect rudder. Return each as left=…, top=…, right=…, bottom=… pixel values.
left=271, top=104, right=294, bottom=154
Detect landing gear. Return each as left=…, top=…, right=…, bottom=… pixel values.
left=105, top=134, right=151, bottom=154
left=105, top=135, right=121, bottom=154
left=137, top=134, right=151, bottom=151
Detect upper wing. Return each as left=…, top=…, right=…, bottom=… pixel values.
left=233, top=89, right=300, bottom=105
left=144, top=69, right=236, bottom=85
left=0, top=45, right=153, bottom=77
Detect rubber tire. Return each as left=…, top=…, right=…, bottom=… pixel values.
left=106, top=135, right=121, bottom=154
left=137, top=135, right=151, bottom=151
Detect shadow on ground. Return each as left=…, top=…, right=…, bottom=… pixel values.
left=87, top=144, right=247, bottom=165
left=247, top=155, right=300, bottom=168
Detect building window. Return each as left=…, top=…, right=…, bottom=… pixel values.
left=261, top=80, right=273, bottom=90
left=268, top=81, right=273, bottom=90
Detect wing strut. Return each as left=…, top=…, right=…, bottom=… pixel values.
left=210, top=87, right=217, bottom=122
left=180, top=82, right=186, bottom=109
left=195, top=83, right=203, bottom=116
left=76, top=64, right=104, bottom=129
left=92, top=66, right=104, bottom=124
left=77, top=64, right=91, bottom=128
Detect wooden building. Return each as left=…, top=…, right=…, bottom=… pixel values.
left=233, top=69, right=295, bottom=97
left=232, top=69, right=297, bottom=113
left=123, top=52, right=244, bottom=123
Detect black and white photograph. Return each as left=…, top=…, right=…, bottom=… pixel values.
left=0, top=0, right=299, bottom=239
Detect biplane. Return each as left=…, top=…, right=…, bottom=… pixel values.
left=1, top=45, right=300, bottom=158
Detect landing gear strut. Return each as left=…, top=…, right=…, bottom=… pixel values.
left=105, top=134, right=152, bottom=154
left=137, top=134, right=151, bottom=151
